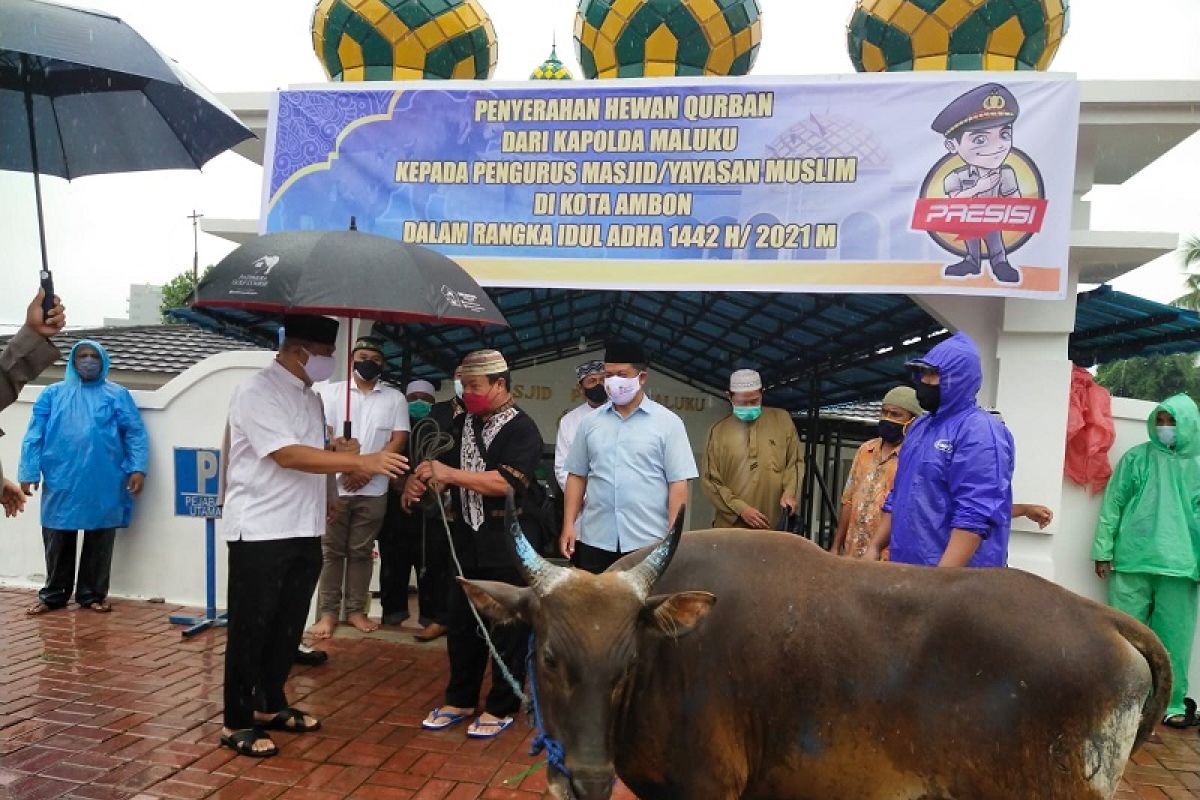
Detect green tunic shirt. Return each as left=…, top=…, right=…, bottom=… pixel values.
left=701, top=406, right=803, bottom=529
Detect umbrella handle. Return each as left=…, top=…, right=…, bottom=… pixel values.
left=344, top=323, right=353, bottom=440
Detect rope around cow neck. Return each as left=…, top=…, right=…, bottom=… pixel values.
left=526, top=632, right=571, bottom=780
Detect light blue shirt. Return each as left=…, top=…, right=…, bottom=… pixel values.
left=565, top=396, right=698, bottom=552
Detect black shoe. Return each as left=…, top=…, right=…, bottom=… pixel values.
left=295, top=644, right=328, bottom=666
left=943, top=258, right=982, bottom=278
left=990, top=259, right=1021, bottom=284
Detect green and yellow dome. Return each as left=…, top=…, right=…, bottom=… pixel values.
left=574, top=0, right=762, bottom=79
left=532, top=45, right=573, bottom=80
left=847, top=0, right=1070, bottom=72
left=311, top=0, right=498, bottom=81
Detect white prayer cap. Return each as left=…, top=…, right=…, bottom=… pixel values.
left=406, top=379, right=436, bottom=396
left=729, top=369, right=762, bottom=393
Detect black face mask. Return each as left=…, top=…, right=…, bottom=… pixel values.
left=878, top=419, right=905, bottom=444
left=583, top=383, right=608, bottom=405
left=354, top=360, right=383, bottom=382
left=914, top=382, right=941, bottom=413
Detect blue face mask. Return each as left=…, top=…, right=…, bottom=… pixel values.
left=454, top=379, right=464, bottom=399
left=409, top=400, right=432, bottom=420
left=76, top=355, right=102, bottom=382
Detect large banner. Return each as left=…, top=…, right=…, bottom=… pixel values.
left=263, top=75, right=1079, bottom=298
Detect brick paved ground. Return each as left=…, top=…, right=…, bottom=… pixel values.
left=0, top=586, right=1196, bottom=799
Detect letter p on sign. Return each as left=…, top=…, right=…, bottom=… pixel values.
left=196, top=451, right=219, bottom=491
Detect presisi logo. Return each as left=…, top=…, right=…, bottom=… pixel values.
left=912, top=147, right=1047, bottom=257
left=934, top=439, right=954, bottom=454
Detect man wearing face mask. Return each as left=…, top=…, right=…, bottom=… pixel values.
left=217, top=315, right=408, bottom=758
left=561, top=341, right=698, bottom=573
left=554, top=360, right=607, bottom=493
left=701, top=369, right=802, bottom=530
left=377, top=379, right=451, bottom=641
left=405, top=349, right=544, bottom=739
left=310, top=335, right=410, bottom=637
left=866, top=332, right=1015, bottom=568
left=20, top=339, right=149, bottom=616
left=1092, top=394, right=1200, bottom=728
left=831, top=386, right=923, bottom=558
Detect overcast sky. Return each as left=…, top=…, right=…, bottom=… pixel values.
left=1, top=0, right=1198, bottom=327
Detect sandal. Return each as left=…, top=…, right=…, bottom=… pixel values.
left=25, top=602, right=56, bottom=616
left=1165, top=698, right=1198, bottom=729
left=467, top=716, right=514, bottom=739
left=422, top=707, right=470, bottom=731
left=83, top=601, right=112, bottom=613
left=258, top=708, right=321, bottom=733
left=220, top=729, right=277, bottom=758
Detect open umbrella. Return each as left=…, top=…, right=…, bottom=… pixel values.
left=192, top=229, right=508, bottom=437
left=0, top=0, right=255, bottom=311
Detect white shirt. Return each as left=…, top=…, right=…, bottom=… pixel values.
left=222, top=360, right=327, bottom=542
left=554, top=402, right=598, bottom=491
left=319, top=379, right=409, bottom=497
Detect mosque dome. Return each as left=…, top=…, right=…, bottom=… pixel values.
left=574, top=0, right=762, bottom=79
left=311, top=0, right=498, bottom=81
left=847, top=0, right=1069, bottom=72
left=531, top=45, right=573, bottom=80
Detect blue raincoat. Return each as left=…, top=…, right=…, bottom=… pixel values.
left=884, top=333, right=1015, bottom=567
left=18, top=340, right=149, bottom=530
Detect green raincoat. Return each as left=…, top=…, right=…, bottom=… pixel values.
left=1092, top=394, right=1200, bottom=578
left=1092, top=393, right=1200, bottom=719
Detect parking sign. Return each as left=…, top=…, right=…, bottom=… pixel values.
left=174, top=447, right=221, bottom=518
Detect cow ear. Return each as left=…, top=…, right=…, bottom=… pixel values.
left=641, top=591, right=716, bottom=639
left=458, top=577, right=536, bottom=625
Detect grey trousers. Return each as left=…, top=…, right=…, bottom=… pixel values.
left=317, top=493, right=387, bottom=617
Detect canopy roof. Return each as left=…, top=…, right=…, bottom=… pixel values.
left=172, top=285, right=1200, bottom=411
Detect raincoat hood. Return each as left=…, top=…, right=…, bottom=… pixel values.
left=912, top=333, right=982, bottom=416
left=66, top=339, right=111, bottom=384
left=1147, top=394, right=1200, bottom=458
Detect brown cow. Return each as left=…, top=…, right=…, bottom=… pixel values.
left=462, top=502, right=1170, bottom=800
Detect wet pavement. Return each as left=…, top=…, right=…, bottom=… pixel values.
left=0, top=587, right=1195, bottom=799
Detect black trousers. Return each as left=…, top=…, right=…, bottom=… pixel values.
left=571, top=540, right=631, bottom=575
left=445, top=564, right=529, bottom=718
left=40, top=528, right=116, bottom=608
left=378, top=501, right=451, bottom=625
left=223, top=537, right=322, bottom=730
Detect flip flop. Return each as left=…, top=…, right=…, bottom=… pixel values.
left=220, top=729, right=278, bottom=758
left=467, top=716, right=514, bottom=739
left=258, top=708, right=321, bottom=733
left=25, top=602, right=57, bottom=616
left=83, top=601, right=112, bottom=613
left=422, top=707, right=470, bottom=731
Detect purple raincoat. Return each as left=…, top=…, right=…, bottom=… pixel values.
left=884, top=332, right=1015, bottom=567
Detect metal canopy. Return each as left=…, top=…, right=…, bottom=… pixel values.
left=170, top=285, right=1200, bottom=413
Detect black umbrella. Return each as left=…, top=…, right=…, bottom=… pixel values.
left=193, top=229, right=509, bottom=435
left=0, top=0, right=255, bottom=308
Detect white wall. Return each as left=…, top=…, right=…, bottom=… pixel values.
left=0, top=351, right=273, bottom=607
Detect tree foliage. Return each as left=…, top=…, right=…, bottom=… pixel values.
left=159, top=266, right=211, bottom=324
left=1095, top=354, right=1200, bottom=403
left=1175, top=236, right=1200, bottom=311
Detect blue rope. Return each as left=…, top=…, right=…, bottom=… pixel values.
left=526, top=632, right=571, bottom=780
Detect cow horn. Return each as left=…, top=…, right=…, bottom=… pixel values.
left=503, top=489, right=567, bottom=596
left=624, top=505, right=686, bottom=598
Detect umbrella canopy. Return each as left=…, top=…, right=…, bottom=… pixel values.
left=193, top=230, right=509, bottom=328
left=0, top=0, right=255, bottom=179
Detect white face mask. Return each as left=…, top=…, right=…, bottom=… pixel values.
left=1157, top=425, right=1177, bottom=448
left=454, top=379, right=464, bottom=399
left=605, top=374, right=643, bottom=406
left=302, top=348, right=336, bottom=384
